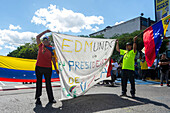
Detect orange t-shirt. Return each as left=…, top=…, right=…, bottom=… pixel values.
left=36, top=43, right=53, bottom=68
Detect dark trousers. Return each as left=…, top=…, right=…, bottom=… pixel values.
left=160, top=70, right=169, bottom=84
left=35, top=66, right=54, bottom=101
left=121, top=69, right=135, bottom=95
left=149, top=69, right=155, bottom=79
left=111, top=70, right=117, bottom=83
left=141, top=70, right=148, bottom=80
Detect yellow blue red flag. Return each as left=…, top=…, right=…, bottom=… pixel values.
left=143, top=15, right=170, bottom=67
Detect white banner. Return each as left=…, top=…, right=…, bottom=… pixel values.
left=52, top=33, right=116, bottom=100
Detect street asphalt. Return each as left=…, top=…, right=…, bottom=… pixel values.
left=0, top=80, right=169, bottom=113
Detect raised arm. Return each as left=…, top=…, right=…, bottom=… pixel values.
left=36, top=29, right=51, bottom=45
left=116, top=40, right=120, bottom=53
left=133, top=36, right=137, bottom=53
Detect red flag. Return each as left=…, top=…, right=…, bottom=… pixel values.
left=107, top=58, right=113, bottom=77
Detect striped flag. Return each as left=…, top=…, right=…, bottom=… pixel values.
left=143, top=15, right=170, bottom=67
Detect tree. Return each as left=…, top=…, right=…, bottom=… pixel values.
left=90, top=30, right=169, bottom=60
left=7, top=30, right=169, bottom=60
left=90, top=34, right=104, bottom=39
left=78, top=35, right=89, bottom=37
left=7, top=38, right=38, bottom=59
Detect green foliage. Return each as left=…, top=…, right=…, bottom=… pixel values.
left=91, top=30, right=169, bottom=61
left=90, top=34, right=104, bottom=39
left=111, top=30, right=144, bottom=50
left=159, top=39, right=169, bottom=54
left=7, top=38, right=38, bottom=59
left=78, top=35, right=89, bottom=37
left=7, top=30, right=169, bottom=60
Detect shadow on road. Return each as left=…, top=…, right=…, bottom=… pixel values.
left=33, top=103, right=59, bottom=113
left=33, top=94, right=170, bottom=113
left=134, top=96, right=170, bottom=110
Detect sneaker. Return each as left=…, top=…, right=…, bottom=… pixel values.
left=120, top=94, right=127, bottom=97
left=160, top=84, right=163, bottom=86
left=111, top=83, right=115, bottom=86
left=49, top=99, right=56, bottom=103
left=131, top=94, right=135, bottom=98
left=35, top=98, right=41, bottom=105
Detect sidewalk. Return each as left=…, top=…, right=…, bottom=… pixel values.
left=0, top=81, right=60, bottom=91
left=0, top=79, right=163, bottom=91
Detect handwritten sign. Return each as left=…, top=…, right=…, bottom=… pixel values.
left=52, top=33, right=116, bottom=100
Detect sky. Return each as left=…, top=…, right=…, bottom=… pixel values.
left=0, top=0, right=161, bottom=56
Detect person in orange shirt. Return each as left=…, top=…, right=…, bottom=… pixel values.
left=35, top=30, right=59, bottom=104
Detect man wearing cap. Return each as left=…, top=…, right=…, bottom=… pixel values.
left=116, top=36, right=137, bottom=98
left=35, top=29, right=59, bottom=104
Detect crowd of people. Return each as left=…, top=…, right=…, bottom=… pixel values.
left=107, top=36, right=170, bottom=98
left=109, top=53, right=170, bottom=87
left=109, top=55, right=170, bottom=84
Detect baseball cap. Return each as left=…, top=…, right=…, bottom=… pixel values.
left=43, top=36, right=49, bottom=41
left=126, top=42, right=132, bottom=46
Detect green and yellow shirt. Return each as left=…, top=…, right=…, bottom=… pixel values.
left=120, top=49, right=137, bottom=71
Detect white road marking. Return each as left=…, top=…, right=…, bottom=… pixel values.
left=52, top=82, right=60, bottom=86
left=0, top=81, right=6, bottom=86
left=151, top=85, right=167, bottom=87
left=15, top=85, right=29, bottom=88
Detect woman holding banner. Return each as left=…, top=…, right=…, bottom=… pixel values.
left=35, top=30, right=59, bottom=104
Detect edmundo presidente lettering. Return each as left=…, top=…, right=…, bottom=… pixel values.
left=62, top=38, right=114, bottom=53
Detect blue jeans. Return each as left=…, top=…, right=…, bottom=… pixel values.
left=111, top=70, right=117, bottom=83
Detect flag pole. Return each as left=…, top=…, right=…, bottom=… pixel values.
left=137, top=31, right=143, bottom=37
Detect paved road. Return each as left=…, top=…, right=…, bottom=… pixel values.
left=0, top=79, right=160, bottom=91
left=0, top=81, right=169, bottom=113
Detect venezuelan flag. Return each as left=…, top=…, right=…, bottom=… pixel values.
left=0, top=55, right=59, bottom=82
left=45, top=45, right=58, bottom=62
left=143, top=15, right=170, bottom=67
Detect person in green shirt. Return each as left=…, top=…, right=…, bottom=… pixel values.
left=116, top=36, right=137, bottom=98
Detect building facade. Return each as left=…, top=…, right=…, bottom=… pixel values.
left=89, top=16, right=155, bottom=38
